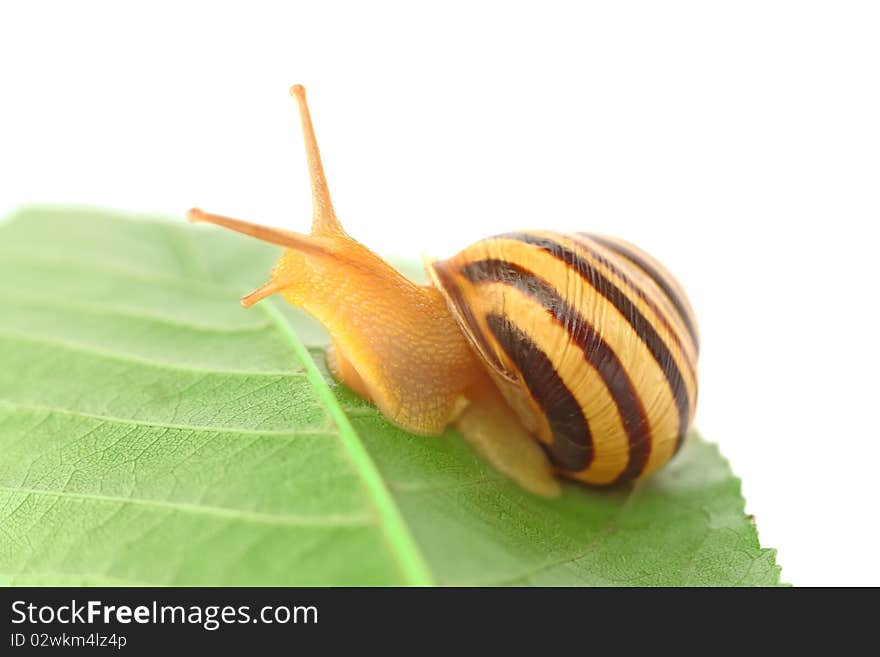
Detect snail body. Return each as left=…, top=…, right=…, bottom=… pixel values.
left=189, top=86, right=699, bottom=496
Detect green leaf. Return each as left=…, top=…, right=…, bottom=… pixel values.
left=0, top=206, right=781, bottom=586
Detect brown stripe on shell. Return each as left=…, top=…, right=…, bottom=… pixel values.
left=499, top=232, right=691, bottom=453
left=483, top=313, right=594, bottom=472
left=430, top=260, right=511, bottom=379
left=568, top=233, right=697, bottom=377
left=463, top=259, right=652, bottom=482
left=583, top=233, right=700, bottom=355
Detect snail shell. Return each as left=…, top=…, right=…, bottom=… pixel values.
left=430, top=230, right=698, bottom=486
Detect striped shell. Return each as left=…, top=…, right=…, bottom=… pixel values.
left=430, top=231, right=699, bottom=485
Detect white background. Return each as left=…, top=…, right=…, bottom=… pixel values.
left=1, top=1, right=878, bottom=586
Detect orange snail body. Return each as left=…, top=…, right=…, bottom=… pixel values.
left=189, top=85, right=699, bottom=496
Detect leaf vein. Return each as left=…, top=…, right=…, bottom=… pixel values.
left=0, top=330, right=301, bottom=377
left=0, top=401, right=333, bottom=438
left=0, top=485, right=373, bottom=528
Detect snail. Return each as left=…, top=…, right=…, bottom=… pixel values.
left=188, top=85, right=699, bottom=496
